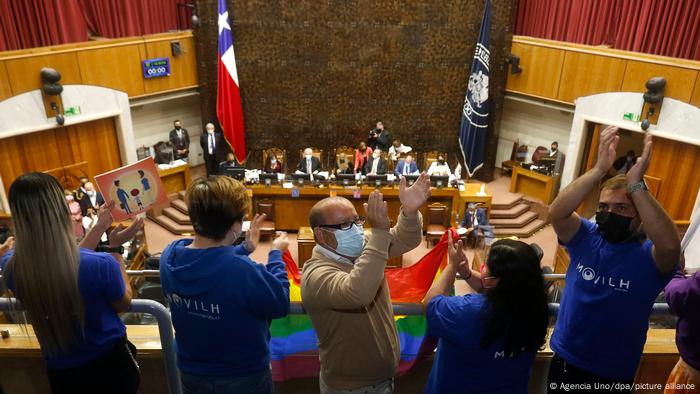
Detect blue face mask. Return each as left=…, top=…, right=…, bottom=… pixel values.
left=333, top=224, right=365, bottom=258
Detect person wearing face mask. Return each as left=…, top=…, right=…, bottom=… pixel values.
left=336, top=153, right=353, bottom=175
left=297, top=147, right=322, bottom=175
left=73, top=176, right=89, bottom=201
left=264, top=150, right=283, bottom=173
left=65, top=189, right=84, bottom=239
left=301, top=173, right=431, bottom=394
left=79, top=181, right=105, bottom=216
left=423, top=235, right=548, bottom=393
left=547, top=126, right=680, bottom=393
left=200, top=123, right=226, bottom=176
left=160, top=176, right=290, bottom=393
left=364, top=148, right=387, bottom=175
left=169, top=119, right=191, bottom=161
left=355, top=142, right=373, bottom=175
left=426, top=155, right=451, bottom=177
left=459, top=202, right=492, bottom=245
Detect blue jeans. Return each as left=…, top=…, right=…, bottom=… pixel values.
left=181, top=369, right=274, bottom=394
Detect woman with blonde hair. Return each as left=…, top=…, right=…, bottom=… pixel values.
left=1, top=172, right=143, bottom=393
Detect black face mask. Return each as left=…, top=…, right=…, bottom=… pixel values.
left=175, top=126, right=181, bottom=130
left=595, top=211, right=636, bottom=243
left=438, top=160, right=445, bottom=165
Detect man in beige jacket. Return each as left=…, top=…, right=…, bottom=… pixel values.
left=301, top=173, right=432, bottom=394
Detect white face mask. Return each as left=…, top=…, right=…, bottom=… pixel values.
left=87, top=191, right=96, bottom=197
left=66, top=195, right=74, bottom=202
left=305, top=154, right=312, bottom=160
left=333, top=224, right=365, bottom=258
left=271, top=158, right=277, bottom=163
left=373, top=153, right=380, bottom=159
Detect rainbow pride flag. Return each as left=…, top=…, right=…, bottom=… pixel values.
left=270, top=229, right=454, bottom=381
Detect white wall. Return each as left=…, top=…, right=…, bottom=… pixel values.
left=130, top=93, right=204, bottom=166
left=496, top=97, right=574, bottom=166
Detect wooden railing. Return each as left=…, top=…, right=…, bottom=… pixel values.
left=0, top=31, right=198, bottom=101
left=507, top=36, right=700, bottom=107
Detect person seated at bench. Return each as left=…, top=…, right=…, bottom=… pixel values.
left=1, top=172, right=143, bottom=393
left=219, top=152, right=242, bottom=174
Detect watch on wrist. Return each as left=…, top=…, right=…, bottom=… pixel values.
left=627, top=180, right=648, bottom=194
left=96, top=245, right=125, bottom=254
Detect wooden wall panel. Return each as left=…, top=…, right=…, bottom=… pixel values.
left=143, top=37, right=198, bottom=94
left=0, top=118, right=121, bottom=194
left=0, top=61, right=11, bottom=101
left=557, top=52, right=626, bottom=102
left=647, top=136, right=700, bottom=221
left=56, top=117, right=123, bottom=179
left=690, top=78, right=700, bottom=108
left=0, top=130, right=63, bottom=192
left=77, top=45, right=146, bottom=96
left=4, top=53, right=81, bottom=95
left=621, top=61, right=698, bottom=103
left=506, top=42, right=565, bottom=99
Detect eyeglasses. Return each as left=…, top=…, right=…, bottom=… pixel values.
left=317, top=216, right=366, bottom=231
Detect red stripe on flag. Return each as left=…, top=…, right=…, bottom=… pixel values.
left=216, top=56, right=246, bottom=163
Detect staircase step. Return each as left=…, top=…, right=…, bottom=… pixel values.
left=489, top=211, right=538, bottom=228
left=490, top=203, right=529, bottom=219
left=493, top=219, right=546, bottom=238
left=163, top=207, right=191, bottom=225
left=492, top=193, right=524, bottom=210
left=172, top=199, right=188, bottom=215
left=178, top=190, right=186, bottom=200
left=150, top=215, right=194, bottom=235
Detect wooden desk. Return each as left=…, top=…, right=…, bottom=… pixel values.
left=158, top=164, right=191, bottom=195
left=248, top=185, right=464, bottom=231
left=510, top=166, right=559, bottom=204
left=297, top=226, right=402, bottom=268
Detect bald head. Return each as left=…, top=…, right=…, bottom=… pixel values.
left=304, top=148, right=313, bottom=156
left=309, top=197, right=357, bottom=228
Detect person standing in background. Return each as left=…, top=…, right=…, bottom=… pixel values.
left=79, top=182, right=105, bottom=216
left=65, top=190, right=84, bottom=240
left=355, top=142, right=373, bottom=175
left=169, top=120, right=190, bottom=161
left=369, top=121, right=393, bottom=152
left=201, top=123, right=226, bottom=177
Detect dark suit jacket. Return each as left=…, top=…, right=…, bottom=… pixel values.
left=460, top=208, right=489, bottom=228
left=364, top=157, right=387, bottom=175
left=393, top=160, right=418, bottom=177
left=200, top=132, right=227, bottom=162
left=219, top=160, right=241, bottom=174
left=375, top=130, right=393, bottom=152
left=297, top=156, right=322, bottom=173
left=169, top=128, right=190, bottom=159
left=79, top=192, right=105, bottom=216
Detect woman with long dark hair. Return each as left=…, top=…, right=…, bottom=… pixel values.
left=423, top=234, right=549, bottom=393
left=0, top=172, right=143, bottom=393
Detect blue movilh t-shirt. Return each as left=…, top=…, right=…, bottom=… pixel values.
left=1, top=248, right=127, bottom=369
left=426, top=294, right=535, bottom=394
left=160, top=239, right=290, bottom=377
left=551, top=219, right=673, bottom=380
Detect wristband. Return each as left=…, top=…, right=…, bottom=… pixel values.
left=96, top=245, right=124, bottom=254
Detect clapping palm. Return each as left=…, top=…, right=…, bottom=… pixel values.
left=399, top=172, right=431, bottom=214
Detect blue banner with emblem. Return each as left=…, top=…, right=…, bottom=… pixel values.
left=459, top=0, right=491, bottom=177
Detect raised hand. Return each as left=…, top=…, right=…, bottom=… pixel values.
left=244, top=213, right=267, bottom=252
left=96, top=200, right=116, bottom=231
left=0, top=236, right=14, bottom=258
left=271, top=232, right=290, bottom=252
left=447, top=231, right=468, bottom=271
left=108, top=216, right=144, bottom=248
left=594, top=126, right=620, bottom=173
left=363, top=190, right=391, bottom=231
left=399, top=172, right=431, bottom=215
left=626, top=132, right=652, bottom=185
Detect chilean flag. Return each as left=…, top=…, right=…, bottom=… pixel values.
left=217, top=0, right=246, bottom=163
